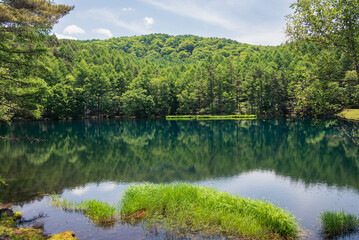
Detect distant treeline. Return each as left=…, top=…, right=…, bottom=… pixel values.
left=38, top=34, right=359, bottom=119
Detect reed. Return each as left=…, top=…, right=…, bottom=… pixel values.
left=51, top=196, right=119, bottom=227
left=320, top=211, right=359, bottom=238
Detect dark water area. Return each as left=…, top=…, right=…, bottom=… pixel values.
left=0, top=119, right=359, bottom=239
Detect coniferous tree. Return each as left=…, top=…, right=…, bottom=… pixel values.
left=0, top=0, right=73, bottom=122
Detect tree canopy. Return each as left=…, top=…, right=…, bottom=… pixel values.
left=1, top=1, right=358, bottom=121
left=0, top=0, right=73, bottom=122
left=286, top=0, right=359, bottom=80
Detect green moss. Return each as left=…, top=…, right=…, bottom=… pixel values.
left=1, top=210, right=45, bottom=239
left=337, top=109, right=359, bottom=121
left=0, top=209, right=77, bottom=240
left=121, top=183, right=299, bottom=239
left=0, top=226, right=46, bottom=240
left=0, top=211, right=22, bottom=228
left=320, top=211, right=359, bottom=238
left=49, top=231, right=78, bottom=240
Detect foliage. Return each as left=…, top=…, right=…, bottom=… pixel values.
left=0, top=0, right=73, bottom=122
left=121, top=183, right=299, bottom=239
left=286, top=0, right=359, bottom=117
left=286, top=0, right=359, bottom=79
left=35, top=33, right=357, bottom=119
left=51, top=196, right=119, bottom=227
left=320, top=211, right=359, bottom=238
left=120, top=88, right=154, bottom=117
left=0, top=175, right=5, bottom=185
left=1, top=1, right=359, bottom=120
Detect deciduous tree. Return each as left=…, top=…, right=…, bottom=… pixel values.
left=286, top=0, right=359, bottom=80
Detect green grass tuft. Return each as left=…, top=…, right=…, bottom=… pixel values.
left=120, top=183, right=299, bottom=239
left=51, top=196, right=119, bottom=227
left=320, top=211, right=359, bottom=238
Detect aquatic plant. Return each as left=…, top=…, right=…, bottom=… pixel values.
left=51, top=196, right=119, bottom=227
left=320, top=211, right=359, bottom=238
left=121, top=183, right=299, bottom=239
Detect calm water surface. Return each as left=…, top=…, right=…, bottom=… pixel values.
left=0, top=119, right=358, bottom=239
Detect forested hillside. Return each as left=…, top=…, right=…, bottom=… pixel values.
left=39, top=34, right=358, bottom=119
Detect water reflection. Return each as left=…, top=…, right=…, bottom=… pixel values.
left=0, top=119, right=358, bottom=203
left=12, top=171, right=359, bottom=240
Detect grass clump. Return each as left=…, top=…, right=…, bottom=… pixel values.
left=337, top=109, right=359, bottom=121
left=120, top=183, right=299, bottom=239
left=51, top=196, right=119, bottom=227
left=320, top=211, right=359, bottom=238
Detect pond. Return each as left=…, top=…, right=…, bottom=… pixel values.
left=0, top=119, right=358, bottom=239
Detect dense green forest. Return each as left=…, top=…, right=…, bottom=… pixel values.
left=1, top=0, right=359, bottom=122
left=31, top=34, right=356, bottom=119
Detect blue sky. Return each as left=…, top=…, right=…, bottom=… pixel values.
left=53, top=0, right=294, bottom=46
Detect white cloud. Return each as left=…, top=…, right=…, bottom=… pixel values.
left=63, top=25, right=86, bottom=35
left=99, top=182, right=116, bottom=192
left=144, top=17, right=155, bottom=27
left=92, top=28, right=113, bottom=38
left=139, top=0, right=291, bottom=45
left=235, top=29, right=285, bottom=46
left=71, top=186, right=90, bottom=196
left=55, top=33, right=77, bottom=40
left=87, top=8, right=151, bottom=35
left=140, top=0, right=239, bottom=32
left=122, top=7, right=134, bottom=11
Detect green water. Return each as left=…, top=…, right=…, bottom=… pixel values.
left=0, top=119, right=358, bottom=239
